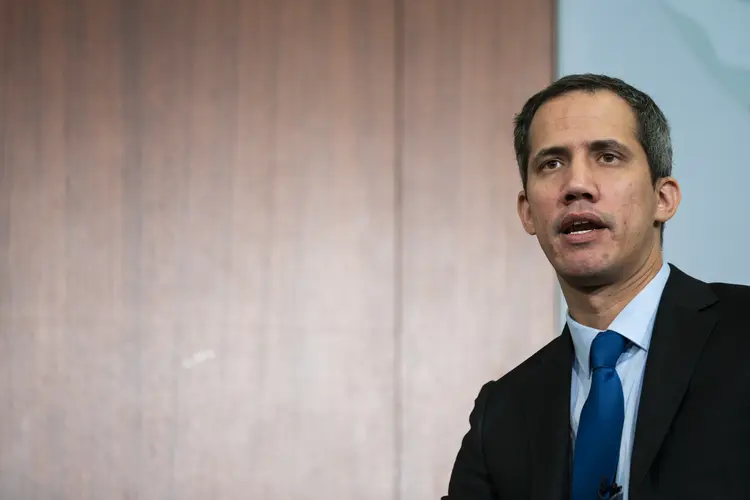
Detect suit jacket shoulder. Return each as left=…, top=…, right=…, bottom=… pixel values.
left=630, top=265, right=750, bottom=497
left=709, top=279, right=750, bottom=306
left=489, top=332, right=572, bottom=392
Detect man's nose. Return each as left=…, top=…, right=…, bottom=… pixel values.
left=561, top=160, right=598, bottom=204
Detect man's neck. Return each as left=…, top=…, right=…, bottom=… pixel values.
left=561, top=250, right=664, bottom=331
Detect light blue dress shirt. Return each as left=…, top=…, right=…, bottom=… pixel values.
left=568, top=261, right=670, bottom=500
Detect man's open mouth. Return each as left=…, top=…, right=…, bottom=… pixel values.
left=558, top=213, right=608, bottom=235
left=562, top=220, right=606, bottom=235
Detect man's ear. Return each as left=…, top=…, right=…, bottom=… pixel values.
left=654, top=176, right=681, bottom=225
left=517, top=190, right=537, bottom=235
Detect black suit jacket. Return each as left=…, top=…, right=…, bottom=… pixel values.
left=442, top=264, right=750, bottom=499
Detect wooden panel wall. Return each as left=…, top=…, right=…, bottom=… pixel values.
left=400, top=2, right=556, bottom=498
left=0, top=0, right=554, bottom=499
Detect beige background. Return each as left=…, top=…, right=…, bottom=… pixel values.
left=0, top=0, right=556, bottom=498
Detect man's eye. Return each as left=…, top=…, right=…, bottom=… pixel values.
left=600, top=153, right=618, bottom=163
left=541, top=159, right=562, bottom=170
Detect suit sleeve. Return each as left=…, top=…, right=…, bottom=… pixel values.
left=441, top=381, right=498, bottom=500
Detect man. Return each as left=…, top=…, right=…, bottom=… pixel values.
left=441, top=74, right=750, bottom=500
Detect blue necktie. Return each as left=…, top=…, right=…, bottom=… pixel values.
left=572, top=330, right=627, bottom=500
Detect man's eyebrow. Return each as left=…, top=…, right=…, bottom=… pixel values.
left=531, top=145, right=570, bottom=165
left=588, top=139, right=633, bottom=155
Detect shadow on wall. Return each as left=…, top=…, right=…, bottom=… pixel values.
left=659, top=0, right=750, bottom=113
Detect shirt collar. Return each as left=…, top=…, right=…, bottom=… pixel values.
left=567, top=261, right=671, bottom=376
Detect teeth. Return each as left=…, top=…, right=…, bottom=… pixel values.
left=570, top=229, right=592, bottom=234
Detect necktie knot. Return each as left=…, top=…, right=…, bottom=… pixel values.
left=590, top=330, right=626, bottom=370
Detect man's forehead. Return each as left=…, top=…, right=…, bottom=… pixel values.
left=529, top=91, right=638, bottom=150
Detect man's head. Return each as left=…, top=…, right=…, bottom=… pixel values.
left=514, top=74, right=681, bottom=287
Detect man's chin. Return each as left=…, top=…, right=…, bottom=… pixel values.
left=554, top=260, right=615, bottom=288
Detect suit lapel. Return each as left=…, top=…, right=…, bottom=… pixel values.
left=629, top=264, right=719, bottom=489
left=528, top=327, right=574, bottom=500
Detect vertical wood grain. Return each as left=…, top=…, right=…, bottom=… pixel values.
left=0, top=0, right=555, bottom=498
left=0, top=0, right=396, bottom=498
left=399, top=1, right=556, bottom=498
left=247, top=1, right=397, bottom=499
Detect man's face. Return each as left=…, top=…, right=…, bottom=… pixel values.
left=517, top=90, right=679, bottom=286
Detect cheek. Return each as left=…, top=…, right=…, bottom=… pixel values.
left=528, top=189, right=558, bottom=228
left=616, top=184, right=655, bottom=239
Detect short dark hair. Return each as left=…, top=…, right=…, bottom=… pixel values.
left=513, top=73, right=673, bottom=241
